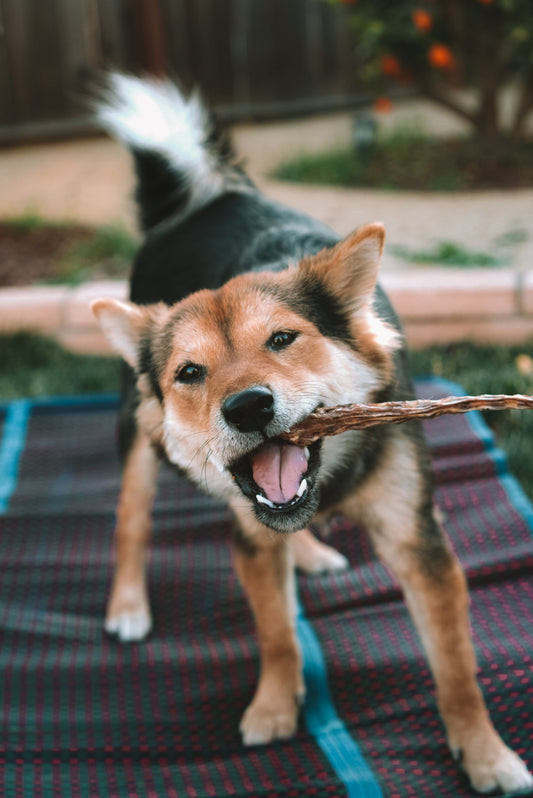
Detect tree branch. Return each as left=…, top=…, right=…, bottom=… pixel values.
left=416, top=79, right=477, bottom=127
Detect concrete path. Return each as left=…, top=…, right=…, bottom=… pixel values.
left=2, top=102, right=532, bottom=273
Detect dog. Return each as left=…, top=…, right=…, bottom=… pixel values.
left=91, top=74, right=531, bottom=794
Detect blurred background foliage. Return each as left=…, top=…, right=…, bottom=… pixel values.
left=330, top=0, right=533, bottom=148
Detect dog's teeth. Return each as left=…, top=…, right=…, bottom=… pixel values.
left=303, top=447, right=310, bottom=461
left=297, top=478, right=307, bottom=497
left=256, top=494, right=275, bottom=508
left=256, top=480, right=307, bottom=509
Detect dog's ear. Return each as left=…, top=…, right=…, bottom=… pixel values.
left=299, top=223, right=385, bottom=313
left=91, top=298, right=154, bottom=368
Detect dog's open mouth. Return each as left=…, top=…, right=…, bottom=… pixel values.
left=251, top=440, right=311, bottom=509
left=229, top=438, right=321, bottom=528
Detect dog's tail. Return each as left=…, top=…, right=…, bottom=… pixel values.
left=95, top=73, right=253, bottom=233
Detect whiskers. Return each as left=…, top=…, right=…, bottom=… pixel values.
left=197, top=436, right=218, bottom=493
left=180, top=428, right=220, bottom=492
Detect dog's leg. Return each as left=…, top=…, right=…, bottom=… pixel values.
left=232, top=509, right=305, bottom=746
left=341, top=431, right=532, bottom=794
left=105, top=430, right=159, bottom=642
left=387, top=544, right=531, bottom=793
left=290, top=527, right=349, bottom=574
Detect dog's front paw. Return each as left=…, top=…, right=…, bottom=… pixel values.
left=105, top=582, right=152, bottom=642
left=300, top=543, right=349, bottom=574
left=456, top=738, right=532, bottom=794
left=105, top=606, right=152, bottom=642
left=290, top=528, right=349, bottom=574
left=240, top=694, right=300, bottom=746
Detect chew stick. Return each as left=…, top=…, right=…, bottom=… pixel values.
left=281, top=394, right=533, bottom=446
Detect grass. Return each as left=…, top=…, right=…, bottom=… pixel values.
left=390, top=228, right=528, bottom=268
left=3, top=209, right=57, bottom=232
left=272, top=126, right=533, bottom=191
left=391, top=241, right=504, bottom=268
left=1, top=331, right=532, bottom=502
left=410, top=342, right=533, bottom=502
left=0, top=331, right=120, bottom=399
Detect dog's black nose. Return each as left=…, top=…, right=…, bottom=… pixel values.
left=222, top=387, right=274, bottom=433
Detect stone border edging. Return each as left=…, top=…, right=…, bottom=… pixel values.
left=1, top=269, right=533, bottom=353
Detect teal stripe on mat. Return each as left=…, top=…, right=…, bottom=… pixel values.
left=297, top=604, right=384, bottom=798
left=0, top=399, right=32, bottom=514
left=0, top=393, right=118, bottom=414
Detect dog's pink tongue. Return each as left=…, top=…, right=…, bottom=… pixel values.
left=252, top=442, right=307, bottom=504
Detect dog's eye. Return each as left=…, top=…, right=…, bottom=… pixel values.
left=267, top=331, right=298, bottom=351
left=175, top=363, right=205, bottom=384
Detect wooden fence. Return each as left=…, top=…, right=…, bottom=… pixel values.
left=0, top=0, right=363, bottom=144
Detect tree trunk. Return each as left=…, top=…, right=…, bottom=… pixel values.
left=474, top=88, right=500, bottom=148
left=510, top=80, right=533, bottom=141
left=473, top=13, right=504, bottom=149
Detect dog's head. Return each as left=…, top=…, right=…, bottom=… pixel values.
left=92, top=223, right=400, bottom=532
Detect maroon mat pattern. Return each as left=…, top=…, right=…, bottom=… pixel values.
left=0, top=380, right=531, bottom=797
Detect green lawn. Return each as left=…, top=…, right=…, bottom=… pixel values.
left=0, top=331, right=120, bottom=399
left=1, top=332, right=532, bottom=501
left=410, top=342, right=533, bottom=501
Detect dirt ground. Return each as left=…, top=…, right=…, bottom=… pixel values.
left=0, top=223, right=93, bottom=287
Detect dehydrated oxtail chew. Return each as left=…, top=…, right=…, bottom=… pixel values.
left=281, top=394, right=533, bottom=447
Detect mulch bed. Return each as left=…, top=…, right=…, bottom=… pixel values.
left=0, top=223, right=93, bottom=287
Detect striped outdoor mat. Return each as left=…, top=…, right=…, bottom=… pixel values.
left=0, top=379, right=531, bottom=797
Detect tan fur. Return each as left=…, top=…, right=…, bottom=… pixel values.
left=232, top=507, right=303, bottom=745
left=146, top=272, right=387, bottom=491
left=104, top=431, right=159, bottom=640
left=136, top=374, right=165, bottom=444
left=335, top=430, right=422, bottom=542
left=92, top=224, right=532, bottom=791
left=298, top=224, right=384, bottom=313
left=401, top=554, right=527, bottom=793
left=298, top=225, right=400, bottom=377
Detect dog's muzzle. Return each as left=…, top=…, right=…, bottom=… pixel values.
left=222, top=386, right=322, bottom=531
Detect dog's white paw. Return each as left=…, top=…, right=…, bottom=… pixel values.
left=291, top=529, right=349, bottom=574
left=240, top=697, right=299, bottom=746
left=105, top=606, right=152, bottom=642
left=305, top=544, right=349, bottom=574
left=458, top=740, right=532, bottom=794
